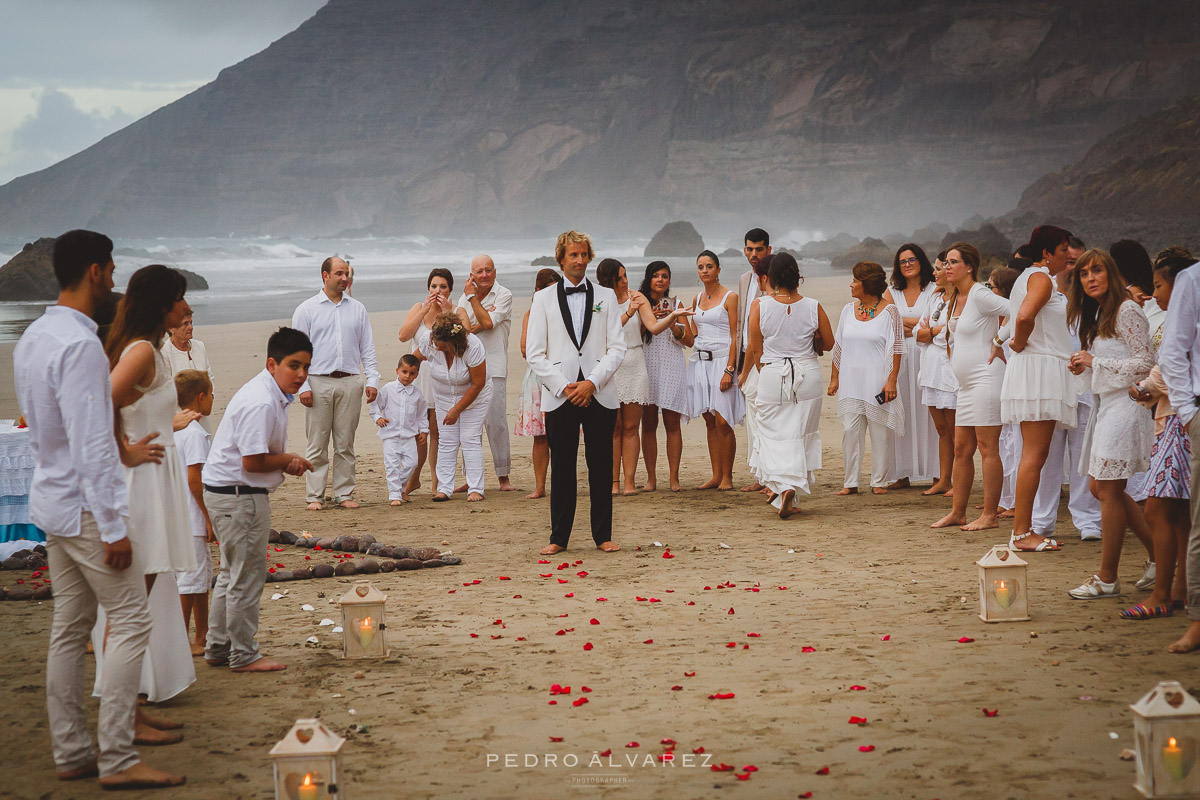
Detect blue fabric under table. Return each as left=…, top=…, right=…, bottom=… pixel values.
left=0, top=523, right=44, bottom=543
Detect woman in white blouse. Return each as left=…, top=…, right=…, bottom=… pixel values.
left=415, top=312, right=491, bottom=501
left=914, top=253, right=956, bottom=496
left=161, top=308, right=213, bottom=384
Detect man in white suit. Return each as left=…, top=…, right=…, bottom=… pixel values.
left=526, top=230, right=627, bottom=555
left=736, top=227, right=772, bottom=493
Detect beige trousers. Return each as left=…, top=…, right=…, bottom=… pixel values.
left=46, top=512, right=151, bottom=777
left=304, top=373, right=365, bottom=503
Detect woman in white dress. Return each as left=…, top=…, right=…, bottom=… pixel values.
left=915, top=253, right=956, bottom=496
left=1065, top=250, right=1155, bottom=599
left=929, top=244, right=1007, bottom=530
left=1000, top=226, right=1077, bottom=552
left=886, top=244, right=939, bottom=490
left=161, top=308, right=213, bottom=383
left=743, top=253, right=833, bottom=518
left=398, top=268, right=470, bottom=496
left=639, top=262, right=694, bottom=492
left=828, top=261, right=904, bottom=495
left=597, top=259, right=693, bottom=495
left=97, top=265, right=197, bottom=737
left=415, top=312, right=492, bottom=501
left=688, top=250, right=745, bottom=490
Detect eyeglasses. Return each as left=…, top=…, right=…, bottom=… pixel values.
left=985, top=282, right=996, bottom=289
left=898, top=258, right=919, bottom=267
left=945, top=259, right=965, bottom=267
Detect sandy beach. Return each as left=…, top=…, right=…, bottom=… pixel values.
left=0, top=273, right=1176, bottom=799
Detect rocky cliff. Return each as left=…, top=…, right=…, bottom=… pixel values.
left=1, top=0, right=1199, bottom=241
left=0, top=240, right=208, bottom=301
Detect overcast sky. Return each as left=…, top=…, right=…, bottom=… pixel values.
left=0, top=0, right=326, bottom=185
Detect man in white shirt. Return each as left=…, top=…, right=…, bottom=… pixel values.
left=14, top=229, right=183, bottom=789
left=456, top=254, right=515, bottom=491
left=291, top=257, right=380, bottom=510
left=735, top=227, right=772, bottom=493
left=1159, top=261, right=1200, bottom=653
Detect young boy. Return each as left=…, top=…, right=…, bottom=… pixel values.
left=172, top=369, right=215, bottom=656
left=202, top=328, right=313, bottom=673
left=369, top=354, right=429, bottom=505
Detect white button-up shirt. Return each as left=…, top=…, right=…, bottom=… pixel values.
left=1159, top=264, right=1200, bottom=426
left=368, top=381, right=430, bottom=441
left=202, top=369, right=294, bottom=490
left=13, top=305, right=129, bottom=543
left=291, top=289, right=380, bottom=394
left=456, top=282, right=513, bottom=379
left=563, top=275, right=589, bottom=343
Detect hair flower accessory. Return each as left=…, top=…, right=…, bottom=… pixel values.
left=451, top=323, right=463, bottom=334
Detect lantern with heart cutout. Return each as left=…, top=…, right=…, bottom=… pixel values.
left=337, top=580, right=389, bottom=659
left=976, top=545, right=1030, bottom=622
left=269, top=718, right=346, bottom=800
left=1132, top=681, right=1200, bottom=798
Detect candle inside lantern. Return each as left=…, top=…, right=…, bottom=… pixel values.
left=357, top=616, right=375, bottom=649
left=994, top=580, right=1012, bottom=609
left=298, top=773, right=319, bottom=800
left=1163, top=736, right=1185, bottom=780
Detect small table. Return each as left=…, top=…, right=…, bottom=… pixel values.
left=0, top=427, right=45, bottom=542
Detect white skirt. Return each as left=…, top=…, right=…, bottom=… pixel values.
left=175, top=535, right=213, bottom=595
left=614, top=346, right=651, bottom=405
left=1001, top=352, right=1079, bottom=426
left=688, top=356, right=745, bottom=425
left=752, top=359, right=822, bottom=507
left=921, top=387, right=957, bottom=409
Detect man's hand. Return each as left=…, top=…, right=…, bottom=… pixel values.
left=376, top=417, right=390, bottom=427
left=299, top=391, right=314, bottom=408
left=172, top=409, right=201, bottom=432
left=103, top=537, right=134, bottom=571
left=463, top=275, right=478, bottom=299
left=365, top=386, right=378, bottom=403
left=122, top=432, right=164, bottom=466
left=564, top=380, right=596, bottom=407
left=284, top=454, right=313, bottom=476
left=416, top=432, right=427, bottom=446
left=204, top=519, right=216, bottom=544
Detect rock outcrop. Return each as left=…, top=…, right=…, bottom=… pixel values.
left=0, top=239, right=208, bottom=301
left=831, top=237, right=893, bottom=270
left=644, top=221, right=704, bottom=257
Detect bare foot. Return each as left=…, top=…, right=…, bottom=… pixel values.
left=836, top=487, right=859, bottom=496
left=697, top=478, right=720, bottom=490
left=498, top=478, right=517, bottom=491
left=621, top=486, right=639, bottom=496
left=961, top=515, right=998, bottom=531
left=337, top=499, right=360, bottom=509
left=401, top=491, right=410, bottom=502
left=931, top=512, right=967, bottom=529
left=467, top=492, right=484, bottom=502
left=716, top=481, right=734, bottom=490
left=204, top=657, right=228, bottom=667
left=306, top=501, right=323, bottom=511
left=432, top=493, right=450, bottom=502
left=57, top=761, right=98, bottom=781
left=1168, top=621, right=1200, bottom=654
left=997, top=507, right=1015, bottom=519
left=597, top=541, right=621, bottom=552
left=189, top=642, right=206, bottom=657
left=778, top=490, right=798, bottom=520
left=872, top=487, right=887, bottom=495
left=669, top=482, right=684, bottom=492
left=943, top=489, right=954, bottom=497
left=137, top=706, right=183, bottom=731
left=525, top=489, right=546, bottom=499
left=740, top=482, right=763, bottom=493
left=98, top=762, right=185, bottom=790
left=134, top=726, right=183, bottom=746
left=540, top=544, right=566, bottom=555
left=886, top=478, right=910, bottom=490
left=641, top=482, right=657, bottom=493
left=759, top=486, right=772, bottom=495
left=922, top=481, right=951, bottom=496
left=390, top=499, right=403, bottom=506
left=230, top=656, right=287, bottom=673
left=453, top=483, right=469, bottom=494
left=611, top=480, right=620, bottom=496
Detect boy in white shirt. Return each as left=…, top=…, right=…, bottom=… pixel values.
left=202, top=328, right=312, bottom=673
left=369, top=354, right=429, bottom=504
left=172, top=370, right=215, bottom=656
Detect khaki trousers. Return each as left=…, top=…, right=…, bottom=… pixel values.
left=1187, top=414, right=1200, bottom=620
left=46, top=512, right=151, bottom=777
left=483, top=377, right=511, bottom=476
left=204, top=491, right=271, bottom=668
left=304, top=374, right=364, bottom=503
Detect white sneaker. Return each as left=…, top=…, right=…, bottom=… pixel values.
left=1135, top=560, right=1157, bottom=590
left=1080, top=530, right=1102, bottom=541
left=1068, top=575, right=1121, bottom=599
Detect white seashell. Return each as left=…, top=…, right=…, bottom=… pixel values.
left=331, top=626, right=343, bottom=633
left=787, top=549, right=795, bottom=554
left=320, top=618, right=335, bottom=626
left=306, top=636, right=319, bottom=644
left=271, top=593, right=284, bottom=601
left=301, top=604, right=315, bottom=611
left=719, top=543, right=731, bottom=549
left=653, top=541, right=663, bottom=547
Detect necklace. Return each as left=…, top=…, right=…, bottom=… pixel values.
left=859, top=298, right=881, bottom=319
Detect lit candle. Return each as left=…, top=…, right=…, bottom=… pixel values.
left=357, top=616, right=375, bottom=649
left=1163, top=736, right=1185, bottom=781
left=994, top=580, right=1012, bottom=609
left=298, top=773, right=319, bottom=800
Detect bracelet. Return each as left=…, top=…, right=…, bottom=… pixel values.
left=992, top=335, right=1005, bottom=347
left=724, top=367, right=736, bottom=375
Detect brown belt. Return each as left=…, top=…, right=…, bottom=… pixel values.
left=314, top=371, right=356, bottom=379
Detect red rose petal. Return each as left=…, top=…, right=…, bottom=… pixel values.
left=589, top=618, right=600, bottom=625
left=548, top=700, right=557, bottom=705
left=801, top=646, right=816, bottom=653
left=742, top=765, right=759, bottom=772
left=626, top=741, right=639, bottom=748
left=490, top=635, right=502, bottom=639
left=663, top=551, right=674, bottom=559
left=850, top=685, right=866, bottom=690
left=499, top=576, right=511, bottom=581
left=858, top=745, right=875, bottom=753
left=693, top=746, right=705, bottom=754
left=636, top=596, right=647, bottom=602
left=574, top=560, right=582, bottom=565
left=564, top=592, right=574, bottom=597
left=704, top=586, right=712, bottom=590
left=314, top=545, right=322, bottom=550
left=880, top=635, right=890, bottom=641
left=557, top=613, right=569, bottom=617
left=671, top=685, right=683, bottom=690
left=643, top=639, right=654, bottom=644
left=555, top=630, right=567, bottom=636
left=735, top=773, right=751, bottom=781
left=268, top=568, right=275, bottom=573
left=958, top=636, right=975, bottom=643
left=710, top=763, right=735, bottom=772
left=800, top=792, right=813, bottom=798
left=538, top=559, right=550, bottom=564
left=513, top=594, right=522, bottom=599
left=708, top=692, right=735, bottom=700
left=816, top=766, right=830, bottom=775
left=660, top=738, right=676, bottom=745
left=472, top=579, right=482, bottom=584
left=494, top=619, right=503, bottom=625
left=728, top=607, right=735, bottom=614
left=848, top=716, right=867, bottom=724
left=599, top=748, right=611, bottom=757
left=778, top=586, right=788, bottom=590
left=516, top=636, right=525, bottom=641
left=558, top=579, right=569, bottom=584
left=747, top=632, right=761, bottom=637
left=581, top=686, right=592, bottom=693
left=469, top=633, right=478, bottom=638
left=583, top=642, right=594, bottom=651
left=649, top=597, right=661, bottom=603
left=448, top=590, right=456, bottom=594
left=576, top=570, right=588, bottom=577
left=685, top=601, right=695, bottom=606
left=659, top=753, right=674, bottom=762
left=304, top=555, right=312, bottom=560
left=596, top=597, right=608, bottom=602
left=742, top=644, right=750, bottom=650
left=726, top=642, right=737, bottom=648
left=274, top=547, right=284, bottom=552
left=550, top=736, right=564, bottom=742
left=540, top=573, right=552, bottom=578
left=684, top=671, right=696, bottom=677
left=572, top=697, right=588, bottom=707
left=274, top=563, right=285, bottom=568
left=982, top=708, right=999, bottom=717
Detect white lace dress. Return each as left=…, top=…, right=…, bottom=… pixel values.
left=643, top=297, right=690, bottom=418
left=887, top=283, right=938, bottom=481
left=1078, top=301, right=1155, bottom=480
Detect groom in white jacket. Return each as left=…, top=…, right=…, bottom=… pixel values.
left=526, top=230, right=627, bottom=554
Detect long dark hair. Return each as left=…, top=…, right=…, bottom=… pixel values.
left=1109, top=239, right=1154, bottom=296
left=106, top=264, right=187, bottom=368
left=595, top=258, right=625, bottom=290
left=1067, top=249, right=1129, bottom=349
left=639, top=260, right=672, bottom=343
left=891, top=243, right=934, bottom=291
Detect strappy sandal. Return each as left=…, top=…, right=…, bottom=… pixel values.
left=1009, top=531, right=1060, bottom=552
left=1120, top=603, right=1173, bottom=620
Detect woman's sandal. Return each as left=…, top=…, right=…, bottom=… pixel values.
left=1120, top=603, right=1173, bottom=620
left=1009, top=531, right=1060, bottom=552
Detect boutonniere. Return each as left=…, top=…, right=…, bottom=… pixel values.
left=592, top=302, right=603, bottom=313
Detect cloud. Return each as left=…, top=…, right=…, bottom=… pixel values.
left=11, top=89, right=133, bottom=162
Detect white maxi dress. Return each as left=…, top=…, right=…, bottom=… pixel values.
left=887, top=283, right=938, bottom=482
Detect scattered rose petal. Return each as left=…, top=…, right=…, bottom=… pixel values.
left=581, top=686, right=592, bottom=693
left=728, top=607, right=735, bottom=614
left=494, top=619, right=504, bottom=625
left=726, top=642, right=737, bottom=648
left=469, top=633, right=479, bottom=638
left=778, top=586, right=788, bottom=590
left=848, top=716, right=867, bottom=724
left=589, top=618, right=600, bottom=625
left=671, top=685, right=683, bottom=690
left=574, top=560, right=582, bottom=565
left=801, top=646, right=816, bottom=653
left=583, top=642, right=594, bottom=651
left=548, top=700, right=557, bottom=705
left=799, top=792, right=813, bottom=798
left=708, top=692, right=735, bottom=700
left=555, top=630, right=567, bottom=636
left=626, top=741, right=639, bottom=748
left=649, top=598, right=661, bottom=603
left=304, top=555, right=311, bottom=560
left=599, top=748, right=612, bottom=757
left=572, top=697, right=588, bottom=707
left=644, top=639, right=654, bottom=644
left=274, top=547, right=284, bottom=552
left=550, top=736, right=564, bottom=742
left=314, top=545, right=322, bottom=550
left=661, top=738, right=676, bottom=745
left=448, top=590, right=456, bottom=594
left=663, top=551, right=675, bottom=559
left=268, top=568, right=276, bottom=573
left=517, top=636, right=525, bottom=641
left=982, top=708, right=999, bottom=717
left=858, top=745, right=875, bottom=753
left=577, top=571, right=588, bottom=577
left=957, top=636, right=975, bottom=643
left=636, top=596, right=648, bottom=602
left=499, top=576, right=511, bottom=581
left=686, top=601, right=696, bottom=606
left=742, top=765, right=759, bottom=772
left=742, top=644, right=750, bottom=650
left=747, top=632, right=761, bottom=638
left=538, top=559, right=550, bottom=564
left=684, top=671, right=696, bottom=677
left=564, top=592, right=574, bottom=598
left=816, top=766, right=830, bottom=775
left=711, top=763, right=735, bottom=772
left=472, top=579, right=482, bottom=585
left=880, top=635, right=890, bottom=641
left=735, top=773, right=751, bottom=781
left=557, top=613, right=568, bottom=618
left=704, top=586, right=712, bottom=590
left=850, top=685, right=866, bottom=691
left=550, top=684, right=571, bottom=695
left=659, top=753, right=674, bottom=762
left=513, top=594, right=522, bottom=598
left=693, top=746, right=705, bottom=754
left=491, top=635, right=502, bottom=639
left=558, top=579, right=569, bottom=584
left=540, top=573, right=552, bottom=578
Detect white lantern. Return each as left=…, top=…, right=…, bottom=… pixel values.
left=1131, top=681, right=1200, bottom=798
left=337, top=581, right=389, bottom=659
left=976, top=545, right=1029, bottom=623
left=269, top=718, right=346, bottom=800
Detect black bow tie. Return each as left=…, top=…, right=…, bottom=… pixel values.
left=564, top=283, right=587, bottom=295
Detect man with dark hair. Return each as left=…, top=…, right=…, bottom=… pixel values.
left=15, top=230, right=184, bottom=789
left=291, top=257, right=380, bottom=510
left=736, top=228, right=772, bottom=493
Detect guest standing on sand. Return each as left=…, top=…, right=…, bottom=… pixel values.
left=526, top=231, right=626, bottom=555
left=515, top=269, right=563, bottom=500
left=736, top=228, right=772, bottom=493
left=161, top=307, right=214, bottom=384
left=639, top=261, right=693, bottom=492
left=14, top=229, right=183, bottom=790
left=885, top=244, right=938, bottom=490
left=291, top=256, right=379, bottom=510
left=915, top=252, right=956, bottom=496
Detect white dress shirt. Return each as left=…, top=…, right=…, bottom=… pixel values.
left=175, top=420, right=210, bottom=536
left=563, top=276, right=589, bottom=343
left=201, top=369, right=294, bottom=490
left=1159, top=264, right=1200, bottom=426
left=456, top=282, right=513, bottom=379
left=369, top=380, right=430, bottom=440
left=416, top=330, right=493, bottom=411
left=291, top=289, right=380, bottom=394
left=13, top=305, right=129, bottom=543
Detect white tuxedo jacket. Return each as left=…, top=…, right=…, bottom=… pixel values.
left=526, top=278, right=626, bottom=413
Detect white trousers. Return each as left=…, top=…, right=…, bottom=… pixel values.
left=742, top=366, right=761, bottom=476
left=304, top=373, right=364, bottom=503
left=436, top=398, right=489, bottom=496
left=841, top=413, right=891, bottom=489
left=1034, top=401, right=1102, bottom=536
left=383, top=436, right=419, bottom=500
left=483, top=377, right=511, bottom=476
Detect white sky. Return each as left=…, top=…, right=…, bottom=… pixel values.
left=0, top=0, right=326, bottom=185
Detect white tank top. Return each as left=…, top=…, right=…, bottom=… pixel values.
left=760, top=296, right=819, bottom=362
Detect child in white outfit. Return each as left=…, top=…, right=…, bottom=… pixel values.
left=370, top=354, right=429, bottom=504
left=172, top=370, right=216, bottom=655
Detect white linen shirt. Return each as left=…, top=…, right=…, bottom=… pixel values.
left=201, top=369, right=294, bottom=490
left=161, top=338, right=214, bottom=384
left=456, top=282, right=513, bottom=379
left=563, top=276, right=589, bottom=344
left=175, top=420, right=210, bottom=536
left=13, top=305, right=129, bottom=543
left=368, top=381, right=430, bottom=441
left=1159, top=264, right=1200, bottom=426
left=291, top=290, right=380, bottom=394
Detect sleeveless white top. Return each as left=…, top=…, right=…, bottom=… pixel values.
left=760, top=296, right=819, bottom=362
left=619, top=299, right=643, bottom=348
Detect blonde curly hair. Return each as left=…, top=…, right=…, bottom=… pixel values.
left=430, top=311, right=468, bottom=356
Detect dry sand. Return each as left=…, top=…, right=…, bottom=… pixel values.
left=0, top=275, right=1185, bottom=799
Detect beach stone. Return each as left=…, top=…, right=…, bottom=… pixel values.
left=440, top=555, right=462, bottom=566
left=314, top=538, right=336, bottom=550
left=23, top=555, right=47, bottom=570
left=413, top=547, right=441, bottom=561
left=33, top=545, right=47, bottom=556
left=366, top=543, right=386, bottom=556
left=32, top=586, right=53, bottom=600
left=422, top=559, right=446, bottom=568
left=12, top=549, right=31, bottom=560
left=396, top=558, right=423, bottom=571
left=6, top=588, right=33, bottom=601
left=268, top=529, right=280, bottom=543
left=391, top=546, right=415, bottom=560
left=1, top=558, right=22, bottom=571
left=273, top=570, right=294, bottom=582
left=313, top=564, right=335, bottom=579
left=358, top=535, right=376, bottom=552
left=357, top=559, right=380, bottom=575
left=291, top=567, right=313, bottom=580
left=379, top=560, right=397, bottom=572
left=279, top=530, right=299, bottom=545
left=298, top=536, right=316, bottom=548
left=339, top=536, right=360, bottom=552
left=334, top=562, right=358, bottom=576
